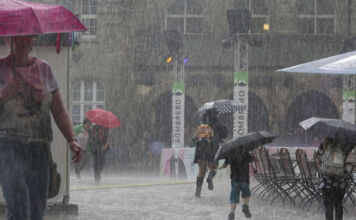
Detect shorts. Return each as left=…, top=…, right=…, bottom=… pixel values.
left=230, top=182, right=251, bottom=204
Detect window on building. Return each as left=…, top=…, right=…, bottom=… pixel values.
left=81, top=0, right=97, bottom=38
left=297, top=0, right=335, bottom=35
left=166, top=0, right=203, bottom=34
left=250, top=0, right=270, bottom=33
left=71, top=80, right=105, bottom=125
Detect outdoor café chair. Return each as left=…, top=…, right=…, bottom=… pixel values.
left=250, top=149, right=269, bottom=197
left=279, top=148, right=310, bottom=205
left=258, top=146, right=294, bottom=206
left=295, top=149, right=322, bottom=210
left=344, top=148, right=356, bottom=206
left=251, top=147, right=278, bottom=200
left=253, top=146, right=282, bottom=201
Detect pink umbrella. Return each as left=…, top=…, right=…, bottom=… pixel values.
left=0, top=0, right=87, bottom=36
left=85, top=109, right=121, bottom=129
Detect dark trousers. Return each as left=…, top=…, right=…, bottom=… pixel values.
left=323, top=187, right=346, bottom=220
left=0, top=138, right=49, bottom=220
left=93, top=151, right=106, bottom=178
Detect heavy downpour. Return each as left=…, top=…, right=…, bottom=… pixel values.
left=0, top=0, right=356, bottom=220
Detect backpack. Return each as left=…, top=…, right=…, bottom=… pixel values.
left=196, top=124, right=214, bottom=139
left=321, top=143, right=345, bottom=177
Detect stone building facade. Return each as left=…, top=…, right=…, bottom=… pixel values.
left=44, top=0, right=356, bottom=169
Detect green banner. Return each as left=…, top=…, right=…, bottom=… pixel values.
left=343, top=90, right=355, bottom=101
left=172, top=82, right=185, bottom=148
left=234, top=71, right=249, bottom=85
left=172, top=82, right=185, bottom=94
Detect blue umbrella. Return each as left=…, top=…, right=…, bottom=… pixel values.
left=277, top=51, right=356, bottom=75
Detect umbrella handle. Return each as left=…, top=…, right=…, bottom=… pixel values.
left=10, top=37, right=20, bottom=79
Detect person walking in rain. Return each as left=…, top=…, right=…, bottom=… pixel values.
left=220, top=148, right=253, bottom=219
left=193, top=109, right=227, bottom=197
left=74, top=118, right=92, bottom=181
left=0, top=35, right=81, bottom=220
left=89, top=124, right=109, bottom=183
left=316, top=137, right=353, bottom=220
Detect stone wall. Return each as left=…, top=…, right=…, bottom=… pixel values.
left=67, top=0, right=355, bottom=169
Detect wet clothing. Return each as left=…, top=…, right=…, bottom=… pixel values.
left=0, top=56, right=57, bottom=220
left=193, top=119, right=227, bottom=163
left=323, top=187, right=345, bottom=220
left=230, top=182, right=251, bottom=204
left=74, top=124, right=91, bottom=176
left=88, top=126, right=109, bottom=179
left=77, top=125, right=90, bottom=151
left=0, top=138, right=49, bottom=220
left=225, top=153, right=252, bottom=184
left=193, top=111, right=227, bottom=195
left=89, top=126, right=109, bottom=154
left=317, top=142, right=352, bottom=220
left=93, top=150, right=106, bottom=178
left=0, top=56, right=58, bottom=142
left=193, top=138, right=218, bottom=163
left=317, top=143, right=349, bottom=190
left=225, top=153, right=252, bottom=205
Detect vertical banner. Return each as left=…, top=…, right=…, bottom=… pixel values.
left=172, top=82, right=185, bottom=148
left=233, top=71, right=248, bottom=138
left=342, top=90, right=355, bottom=124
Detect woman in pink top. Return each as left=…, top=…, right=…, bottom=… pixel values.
left=0, top=35, right=81, bottom=220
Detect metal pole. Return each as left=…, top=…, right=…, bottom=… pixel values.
left=171, top=43, right=185, bottom=178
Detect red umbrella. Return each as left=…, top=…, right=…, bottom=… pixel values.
left=0, top=0, right=87, bottom=36
left=85, top=109, right=121, bottom=129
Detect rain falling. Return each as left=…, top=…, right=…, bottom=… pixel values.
left=0, top=0, right=356, bottom=220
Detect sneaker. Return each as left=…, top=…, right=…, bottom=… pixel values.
left=242, top=204, right=251, bottom=218
left=228, top=213, right=235, bottom=220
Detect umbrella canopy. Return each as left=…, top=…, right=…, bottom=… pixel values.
left=197, top=99, right=246, bottom=114
left=214, top=131, right=277, bottom=161
left=276, top=51, right=356, bottom=75
left=299, top=117, right=356, bottom=144
left=0, top=0, right=87, bottom=36
left=85, top=109, right=121, bottom=129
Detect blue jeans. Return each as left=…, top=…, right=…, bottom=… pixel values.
left=0, top=138, right=49, bottom=220
left=230, top=182, right=251, bottom=204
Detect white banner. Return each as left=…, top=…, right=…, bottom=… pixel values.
left=233, top=71, right=248, bottom=138
left=171, top=82, right=185, bottom=148
left=342, top=90, right=355, bottom=124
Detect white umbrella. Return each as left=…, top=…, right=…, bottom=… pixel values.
left=277, top=51, right=356, bottom=75
left=299, top=117, right=356, bottom=144
left=197, top=99, right=246, bottom=114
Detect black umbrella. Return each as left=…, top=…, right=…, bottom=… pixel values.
left=197, top=99, right=246, bottom=114
left=214, top=131, right=277, bottom=161
left=299, top=117, right=356, bottom=144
